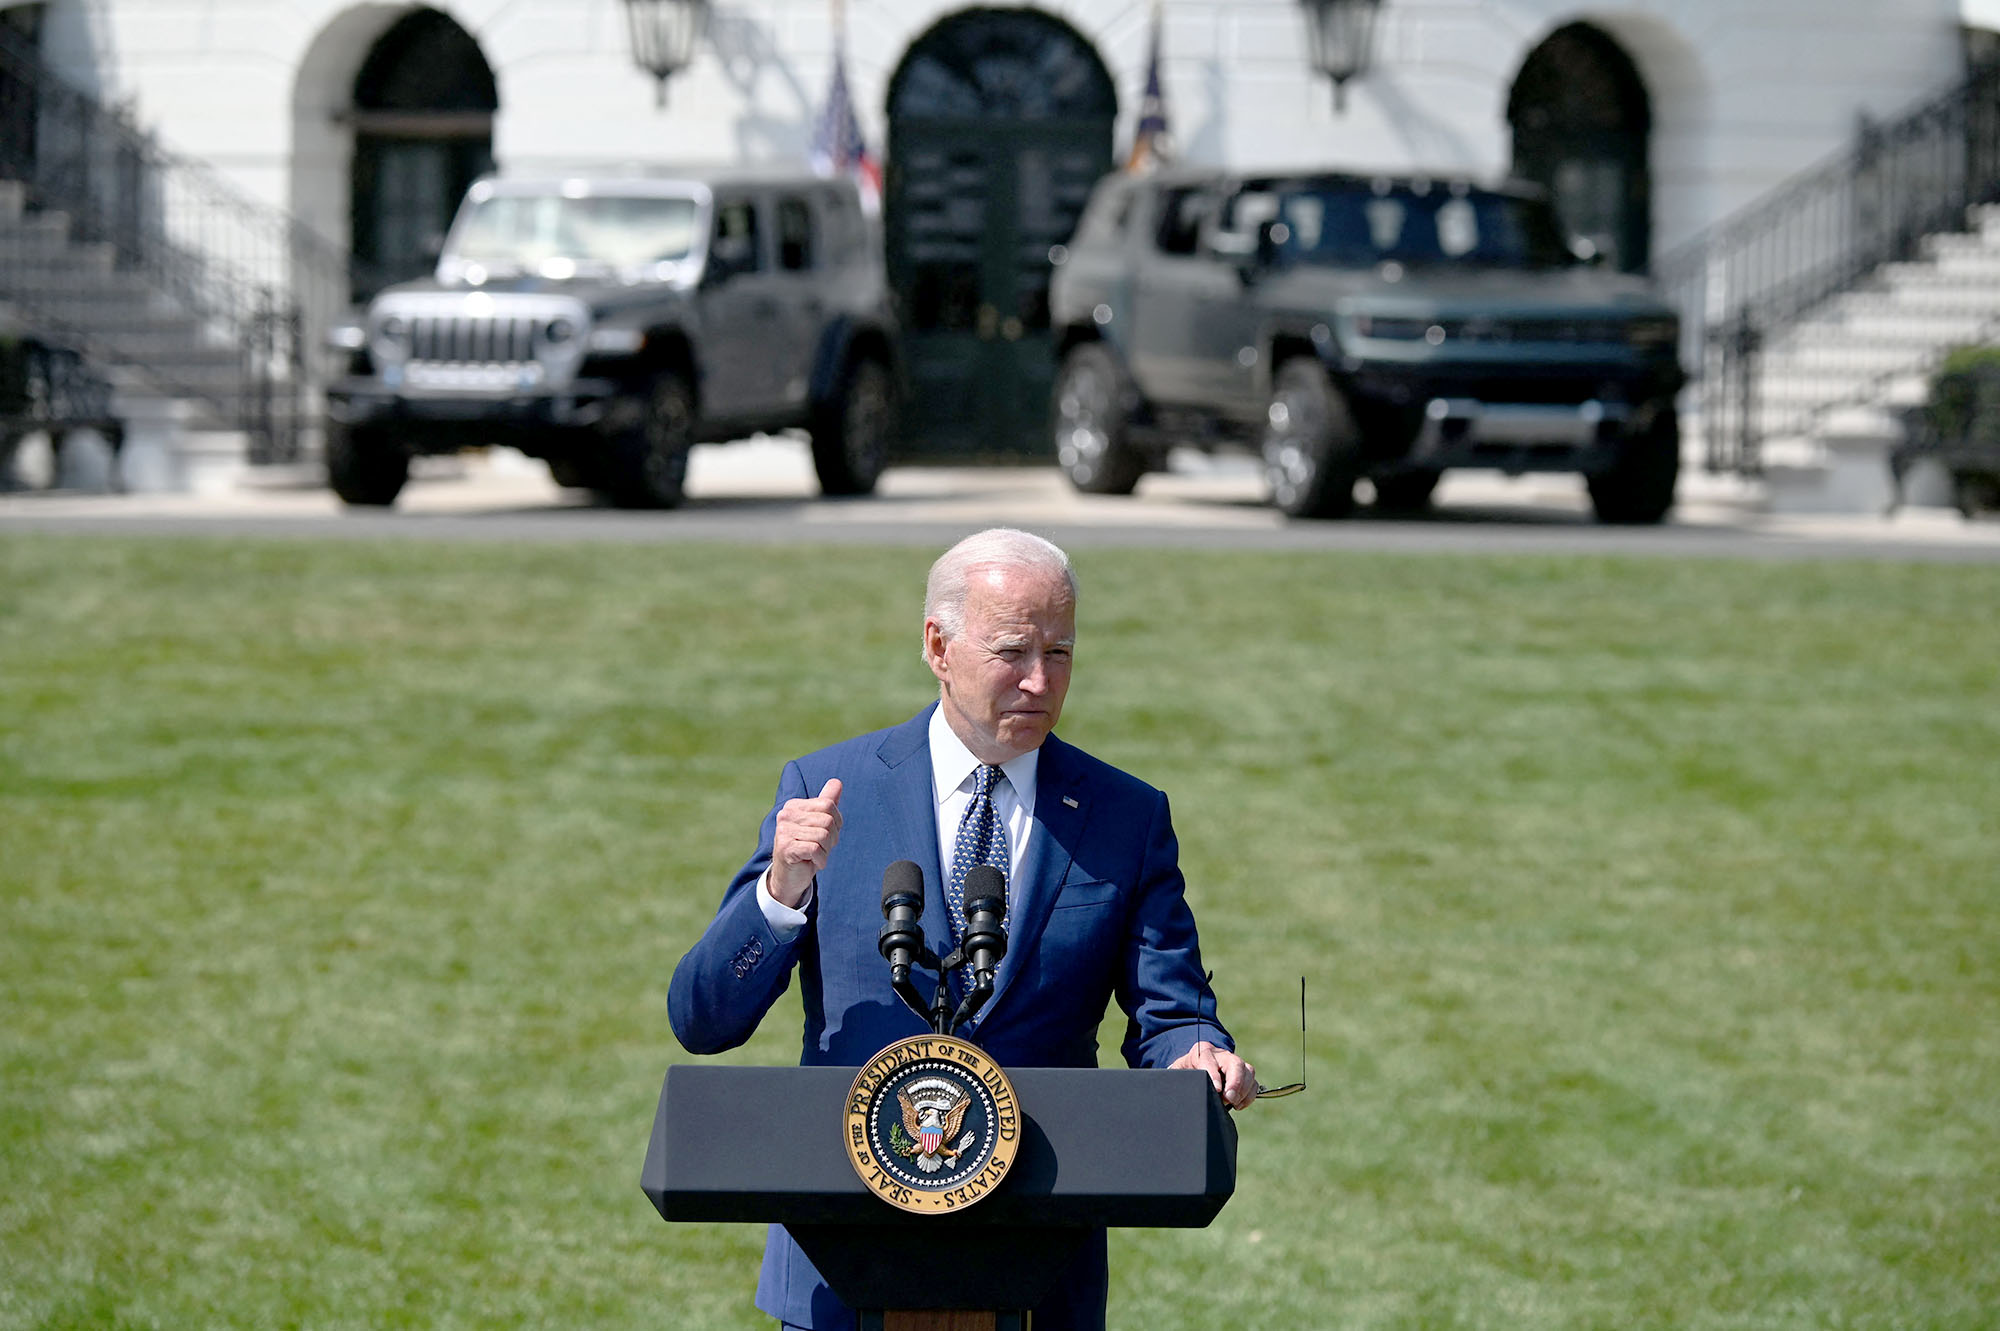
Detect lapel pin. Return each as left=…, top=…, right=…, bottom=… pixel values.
left=1062, top=795, right=1079, bottom=809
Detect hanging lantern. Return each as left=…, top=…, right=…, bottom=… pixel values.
left=621, top=0, right=709, bottom=109
left=1299, top=0, right=1385, bottom=114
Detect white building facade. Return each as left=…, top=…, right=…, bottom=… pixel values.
left=30, top=0, right=1978, bottom=267
left=6, top=0, right=1998, bottom=487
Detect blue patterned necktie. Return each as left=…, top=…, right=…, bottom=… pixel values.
left=947, top=764, right=1010, bottom=960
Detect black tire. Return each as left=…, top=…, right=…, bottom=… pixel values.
left=1587, top=407, right=1680, bottom=525
left=1954, top=471, right=1999, bottom=517
left=604, top=370, right=695, bottom=509
left=547, top=456, right=591, bottom=490
left=1052, top=342, right=1146, bottom=495
left=1262, top=357, right=1361, bottom=518
left=325, top=420, right=408, bottom=507
left=1372, top=467, right=1442, bottom=511
left=811, top=356, right=895, bottom=496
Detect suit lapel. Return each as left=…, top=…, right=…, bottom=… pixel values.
left=979, top=732, right=1086, bottom=1026
left=875, top=705, right=947, bottom=1008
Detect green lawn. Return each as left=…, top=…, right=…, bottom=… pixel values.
left=1, top=532, right=1995, bottom=1330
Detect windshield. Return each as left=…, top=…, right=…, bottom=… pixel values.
left=447, top=194, right=701, bottom=270
left=1232, top=184, right=1576, bottom=269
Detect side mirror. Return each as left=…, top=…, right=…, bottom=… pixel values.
left=1207, top=229, right=1256, bottom=259
left=1207, top=228, right=1260, bottom=281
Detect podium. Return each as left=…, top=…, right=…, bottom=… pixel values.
left=642, top=1064, right=1237, bottom=1330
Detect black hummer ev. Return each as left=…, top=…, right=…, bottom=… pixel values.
left=1048, top=170, right=1685, bottom=521
left=324, top=171, right=898, bottom=508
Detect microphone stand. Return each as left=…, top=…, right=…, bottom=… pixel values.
left=890, top=941, right=945, bottom=1033
left=942, top=946, right=994, bottom=1035
left=890, top=942, right=990, bottom=1038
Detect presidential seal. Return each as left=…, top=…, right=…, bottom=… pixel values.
left=844, top=1034, right=1020, bottom=1214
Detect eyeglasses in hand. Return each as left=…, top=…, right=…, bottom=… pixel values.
left=1205, top=972, right=1308, bottom=1101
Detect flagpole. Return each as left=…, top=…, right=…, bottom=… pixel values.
left=1127, top=0, right=1170, bottom=173
left=813, top=0, right=880, bottom=215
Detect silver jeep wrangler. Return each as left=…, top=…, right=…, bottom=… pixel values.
left=325, top=170, right=899, bottom=508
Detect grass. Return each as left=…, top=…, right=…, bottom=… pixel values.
left=0, top=531, right=1995, bottom=1330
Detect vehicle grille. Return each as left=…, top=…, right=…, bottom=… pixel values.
left=1353, top=368, right=1639, bottom=407
left=408, top=315, right=543, bottom=365
left=1439, top=317, right=1630, bottom=345
left=1438, top=373, right=1629, bottom=405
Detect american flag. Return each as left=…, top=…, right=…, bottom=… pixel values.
left=811, top=22, right=881, bottom=214
left=1126, top=2, right=1172, bottom=173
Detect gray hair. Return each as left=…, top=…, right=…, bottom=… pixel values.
left=923, top=528, right=1077, bottom=642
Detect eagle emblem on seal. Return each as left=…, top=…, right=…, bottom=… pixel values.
left=894, top=1078, right=973, bottom=1173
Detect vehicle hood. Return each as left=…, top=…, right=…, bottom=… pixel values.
left=372, top=275, right=690, bottom=319
left=1274, top=265, right=1675, bottom=320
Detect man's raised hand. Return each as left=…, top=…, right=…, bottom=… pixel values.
left=769, top=778, right=843, bottom=908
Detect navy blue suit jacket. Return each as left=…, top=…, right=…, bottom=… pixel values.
left=668, top=705, right=1234, bottom=1330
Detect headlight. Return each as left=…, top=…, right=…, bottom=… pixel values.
left=544, top=317, right=578, bottom=347
left=586, top=327, right=647, bottom=354
left=376, top=315, right=407, bottom=346
left=1353, top=314, right=1431, bottom=340
left=1625, top=317, right=1678, bottom=349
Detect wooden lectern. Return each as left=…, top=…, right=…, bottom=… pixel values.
left=642, top=1064, right=1237, bottom=1331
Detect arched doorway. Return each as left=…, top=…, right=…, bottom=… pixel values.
left=348, top=8, right=495, bottom=299
left=0, top=7, right=41, bottom=191
left=1508, top=23, right=1651, bottom=272
left=885, top=8, right=1116, bottom=458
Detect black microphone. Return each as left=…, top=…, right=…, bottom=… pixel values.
left=959, top=863, right=1008, bottom=989
left=878, top=860, right=926, bottom=986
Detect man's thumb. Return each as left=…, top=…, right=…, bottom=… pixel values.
left=819, top=778, right=843, bottom=805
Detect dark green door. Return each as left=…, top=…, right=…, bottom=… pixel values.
left=885, top=10, right=1116, bottom=460
left=1508, top=23, right=1651, bottom=273
left=347, top=9, right=496, bottom=300
left=351, top=136, right=491, bottom=298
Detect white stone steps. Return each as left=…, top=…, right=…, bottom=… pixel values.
left=0, top=183, right=267, bottom=476
left=1919, top=248, right=2000, bottom=278
left=1757, top=341, right=1943, bottom=373
left=1751, top=371, right=1927, bottom=403
left=1831, top=287, right=2000, bottom=319
left=1689, top=202, right=2000, bottom=508
left=0, top=211, right=79, bottom=255
left=1768, top=317, right=1990, bottom=353
left=1877, top=261, right=2000, bottom=291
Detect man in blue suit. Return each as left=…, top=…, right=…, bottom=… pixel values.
left=669, top=528, right=1255, bottom=1331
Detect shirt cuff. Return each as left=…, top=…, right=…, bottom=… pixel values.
left=756, top=869, right=812, bottom=940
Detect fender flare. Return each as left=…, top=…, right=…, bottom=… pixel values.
left=608, top=321, right=703, bottom=408
left=1259, top=319, right=1341, bottom=398
left=807, top=315, right=900, bottom=412
left=1054, top=323, right=1141, bottom=380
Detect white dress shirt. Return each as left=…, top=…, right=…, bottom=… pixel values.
left=756, top=707, right=1040, bottom=939
left=925, top=706, right=1038, bottom=914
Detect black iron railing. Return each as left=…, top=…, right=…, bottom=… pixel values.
left=1654, top=61, right=2000, bottom=474
left=0, top=34, right=351, bottom=463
